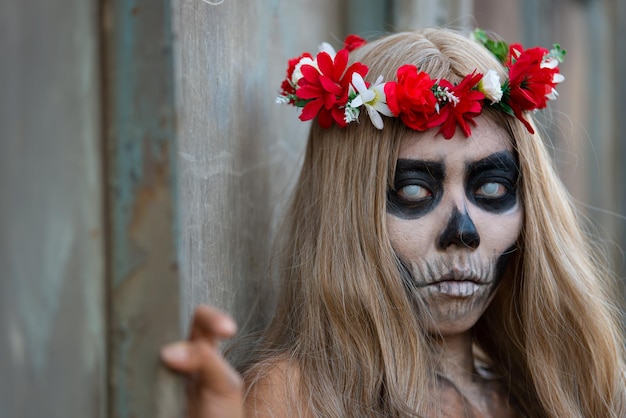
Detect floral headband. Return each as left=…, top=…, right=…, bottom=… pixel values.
left=276, top=29, right=565, bottom=138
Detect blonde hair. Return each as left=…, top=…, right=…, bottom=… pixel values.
left=241, top=28, right=626, bottom=417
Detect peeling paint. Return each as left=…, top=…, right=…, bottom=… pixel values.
left=103, top=0, right=181, bottom=416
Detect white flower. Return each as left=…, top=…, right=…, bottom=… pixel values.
left=546, top=88, right=559, bottom=101
left=540, top=57, right=559, bottom=69
left=344, top=105, right=360, bottom=124
left=292, top=42, right=338, bottom=86
left=318, top=41, right=336, bottom=59
left=346, top=73, right=393, bottom=129
left=539, top=57, right=564, bottom=101
left=443, top=88, right=459, bottom=106
left=541, top=55, right=565, bottom=84
left=478, top=69, right=503, bottom=103
left=291, top=56, right=317, bottom=85
left=432, top=85, right=458, bottom=113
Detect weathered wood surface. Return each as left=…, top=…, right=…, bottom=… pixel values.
left=173, top=0, right=475, bottom=341
left=609, top=0, right=626, bottom=298
left=1, top=0, right=623, bottom=417
left=101, top=0, right=182, bottom=416
left=0, top=1, right=105, bottom=417
left=174, top=0, right=339, bottom=333
left=476, top=0, right=626, bottom=288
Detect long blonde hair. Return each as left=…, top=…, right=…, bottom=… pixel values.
left=242, top=28, right=626, bottom=417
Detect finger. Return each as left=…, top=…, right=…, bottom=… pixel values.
left=161, top=341, right=243, bottom=396
left=189, top=305, right=238, bottom=343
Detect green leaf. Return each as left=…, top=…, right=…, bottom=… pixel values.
left=548, top=44, right=567, bottom=63
left=492, top=101, right=514, bottom=116
left=489, top=41, right=509, bottom=63
left=294, top=99, right=310, bottom=108
left=472, top=28, right=509, bottom=64
left=473, top=28, right=490, bottom=44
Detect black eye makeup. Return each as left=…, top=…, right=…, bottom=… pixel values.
left=387, top=160, right=444, bottom=219
left=465, top=151, right=520, bottom=213
left=387, top=152, right=519, bottom=218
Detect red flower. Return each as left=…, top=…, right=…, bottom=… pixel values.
left=506, top=44, right=561, bottom=133
left=427, top=72, right=485, bottom=139
left=296, top=49, right=368, bottom=128
left=343, top=34, right=367, bottom=52
left=384, top=65, right=438, bottom=131
left=279, top=52, right=313, bottom=103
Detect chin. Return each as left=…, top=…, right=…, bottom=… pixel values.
left=419, top=296, right=489, bottom=336
left=425, top=320, right=479, bottom=337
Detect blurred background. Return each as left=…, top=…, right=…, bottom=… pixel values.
left=1, top=0, right=625, bottom=416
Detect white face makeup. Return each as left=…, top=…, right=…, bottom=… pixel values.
left=386, top=116, right=523, bottom=336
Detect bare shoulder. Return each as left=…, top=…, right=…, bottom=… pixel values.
left=243, top=356, right=312, bottom=418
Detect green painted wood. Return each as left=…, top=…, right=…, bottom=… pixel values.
left=102, top=0, right=182, bottom=416
left=0, top=1, right=105, bottom=417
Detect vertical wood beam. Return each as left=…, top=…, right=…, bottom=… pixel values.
left=173, top=0, right=344, bottom=336
left=0, top=1, right=106, bottom=417
left=611, top=0, right=626, bottom=298
left=345, top=0, right=390, bottom=36
left=101, top=0, right=182, bottom=415
left=390, top=0, right=474, bottom=31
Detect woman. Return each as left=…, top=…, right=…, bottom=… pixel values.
left=162, top=28, right=626, bottom=417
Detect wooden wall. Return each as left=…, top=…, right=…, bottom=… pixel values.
left=1, top=0, right=624, bottom=416
left=0, top=1, right=105, bottom=417
left=101, top=0, right=181, bottom=416
left=174, top=0, right=340, bottom=335
left=475, top=0, right=626, bottom=289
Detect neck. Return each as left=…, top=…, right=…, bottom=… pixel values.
left=431, top=330, right=476, bottom=383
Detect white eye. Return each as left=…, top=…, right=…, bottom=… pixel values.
left=477, top=182, right=506, bottom=197
left=399, top=184, right=431, bottom=200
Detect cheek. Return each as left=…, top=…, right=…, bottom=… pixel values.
left=386, top=214, right=436, bottom=257
left=473, top=205, right=523, bottom=251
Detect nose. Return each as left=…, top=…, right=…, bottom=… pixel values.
left=437, top=208, right=480, bottom=250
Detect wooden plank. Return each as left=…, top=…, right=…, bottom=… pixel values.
left=391, top=0, right=473, bottom=30
left=101, top=0, right=182, bottom=416
left=346, top=0, right=390, bottom=35
left=173, top=0, right=479, bottom=363
left=0, top=1, right=106, bottom=417
left=173, top=0, right=342, bottom=334
left=476, top=0, right=625, bottom=294
left=612, top=0, right=626, bottom=293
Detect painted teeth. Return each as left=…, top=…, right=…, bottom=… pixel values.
left=431, top=281, right=480, bottom=297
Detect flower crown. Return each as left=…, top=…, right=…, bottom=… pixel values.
left=276, top=29, right=565, bottom=138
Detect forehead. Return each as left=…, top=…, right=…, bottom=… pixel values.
left=397, top=117, right=513, bottom=163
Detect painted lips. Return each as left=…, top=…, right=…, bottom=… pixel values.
left=428, top=280, right=483, bottom=297
left=420, top=272, right=490, bottom=297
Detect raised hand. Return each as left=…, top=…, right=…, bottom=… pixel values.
left=161, top=305, right=244, bottom=418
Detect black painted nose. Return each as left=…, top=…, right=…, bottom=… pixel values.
left=437, top=208, right=480, bottom=250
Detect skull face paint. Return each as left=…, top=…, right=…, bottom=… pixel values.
left=386, top=116, right=523, bottom=336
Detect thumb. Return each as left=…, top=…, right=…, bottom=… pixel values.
left=161, top=341, right=243, bottom=397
